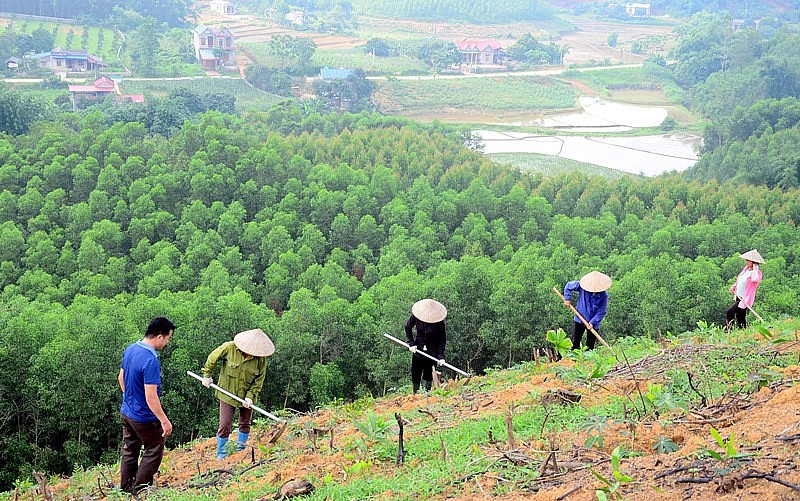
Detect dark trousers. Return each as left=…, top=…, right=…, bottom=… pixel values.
left=726, top=301, right=747, bottom=329
left=120, top=413, right=165, bottom=494
left=217, top=400, right=253, bottom=438
left=411, top=352, right=435, bottom=388
left=572, top=321, right=599, bottom=350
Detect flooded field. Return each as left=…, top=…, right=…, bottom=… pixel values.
left=478, top=130, right=700, bottom=176
left=478, top=97, right=701, bottom=176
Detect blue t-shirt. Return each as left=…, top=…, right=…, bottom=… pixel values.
left=120, top=340, right=162, bottom=423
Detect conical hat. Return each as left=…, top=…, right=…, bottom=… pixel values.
left=233, top=328, right=275, bottom=357
left=411, top=299, right=447, bottom=323
left=739, top=249, right=765, bottom=264
left=579, top=271, right=612, bottom=292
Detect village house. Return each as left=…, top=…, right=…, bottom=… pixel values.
left=192, top=25, right=236, bottom=72
left=455, top=40, right=505, bottom=66
left=625, top=3, right=651, bottom=17
left=209, top=0, right=237, bottom=15
left=5, top=56, right=19, bottom=71
left=285, top=11, right=305, bottom=28
left=67, top=75, right=144, bottom=110
left=28, top=49, right=105, bottom=73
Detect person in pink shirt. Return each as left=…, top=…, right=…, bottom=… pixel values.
left=726, top=249, right=764, bottom=329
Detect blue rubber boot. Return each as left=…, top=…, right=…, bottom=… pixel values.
left=216, top=436, right=228, bottom=460
left=237, top=432, right=249, bottom=451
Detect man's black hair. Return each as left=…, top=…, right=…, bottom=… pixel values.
left=145, top=316, right=176, bottom=338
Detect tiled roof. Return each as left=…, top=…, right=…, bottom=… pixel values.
left=456, top=40, right=504, bottom=52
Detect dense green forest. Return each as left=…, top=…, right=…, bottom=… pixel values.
left=1, top=104, right=800, bottom=489
left=4, top=1, right=800, bottom=493
left=0, top=0, right=191, bottom=26
left=675, top=12, right=800, bottom=185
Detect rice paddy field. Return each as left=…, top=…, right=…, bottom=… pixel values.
left=487, top=151, right=632, bottom=179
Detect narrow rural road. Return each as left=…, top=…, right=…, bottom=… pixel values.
left=364, top=62, right=645, bottom=81
left=4, top=62, right=647, bottom=85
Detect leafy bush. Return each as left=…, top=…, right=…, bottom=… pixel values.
left=310, top=362, right=346, bottom=407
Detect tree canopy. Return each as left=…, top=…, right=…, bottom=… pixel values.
left=1, top=105, right=800, bottom=489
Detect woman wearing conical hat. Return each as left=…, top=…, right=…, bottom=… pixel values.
left=200, top=329, right=275, bottom=459
left=563, top=271, right=612, bottom=350
left=404, top=299, right=447, bottom=394
left=726, top=250, right=764, bottom=329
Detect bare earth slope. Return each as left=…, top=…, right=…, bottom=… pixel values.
left=49, top=331, right=800, bottom=500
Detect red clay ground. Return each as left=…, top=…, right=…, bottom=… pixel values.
left=48, top=331, right=799, bottom=500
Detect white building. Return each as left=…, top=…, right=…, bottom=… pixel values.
left=625, top=3, right=651, bottom=17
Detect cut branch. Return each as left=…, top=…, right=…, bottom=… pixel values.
left=395, top=412, right=405, bottom=465
left=506, top=404, right=516, bottom=450
left=741, top=471, right=800, bottom=491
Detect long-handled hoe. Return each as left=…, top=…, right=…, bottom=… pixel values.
left=187, top=370, right=288, bottom=443
left=552, top=287, right=648, bottom=418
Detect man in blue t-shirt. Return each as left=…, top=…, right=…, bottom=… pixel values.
left=118, top=316, right=176, bottom=494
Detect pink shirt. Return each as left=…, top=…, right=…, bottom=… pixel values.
left=735, top=266, right=762, bottom=308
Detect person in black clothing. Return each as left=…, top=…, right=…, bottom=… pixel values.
left=404, top=299, right=447, bottom=394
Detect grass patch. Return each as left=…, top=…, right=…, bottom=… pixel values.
left=118, top=78, right=284, bottom=112
left=565, top=64, right=685, bottom=105
left=487, top=151, right=633, bottom=179
left=374, top=76, right=577, bottom=114
left=313, top=47, right=429, bottom=75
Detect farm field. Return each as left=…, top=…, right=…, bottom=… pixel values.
left=564, top=64, right=685, bottom=104
left=119, top=77, right=283, bottom=112
left=372, top=76, right=578, bottom=121
left=0, top=16, right=118, bottom=65
left=312, top=48, right=429, bottom=76
left=559, top=18, right=677, bottom=66
left=354, top=14, right=676, bottom=67
left=487, top=151, right=630, bottom=179
left=355, top=14, right=574, bottom=42
left=479, top=129, right=700, bottom=176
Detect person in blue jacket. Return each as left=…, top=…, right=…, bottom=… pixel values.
left=563, top=271, right=611, bottom=350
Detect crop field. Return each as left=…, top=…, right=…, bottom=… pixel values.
left=118, top=77, right=283, bottom=112
left=559, top=18, right=677, bottom=66
left=372, top=75, right=578, bottom=122
left=313, top=47, right=429, bottom=75
left=355, top=14, right=575, bottom=42
left=487, top=151, right=631, bottom=179
left=237, top=41, right=425, bottom=75
left=0, top=17, right=118, bottom=63
left=566, top=64, right=686, bottom=104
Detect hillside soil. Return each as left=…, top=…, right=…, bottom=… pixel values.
left=51, top=337, right=800, bottom=500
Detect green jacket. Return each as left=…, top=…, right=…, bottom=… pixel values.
left=201, top=341, right=267, bottom=408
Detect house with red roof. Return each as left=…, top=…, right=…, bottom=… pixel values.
left=455, top=40, right=506, bottom=66
left=67, top=75, right=144, bottom=110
